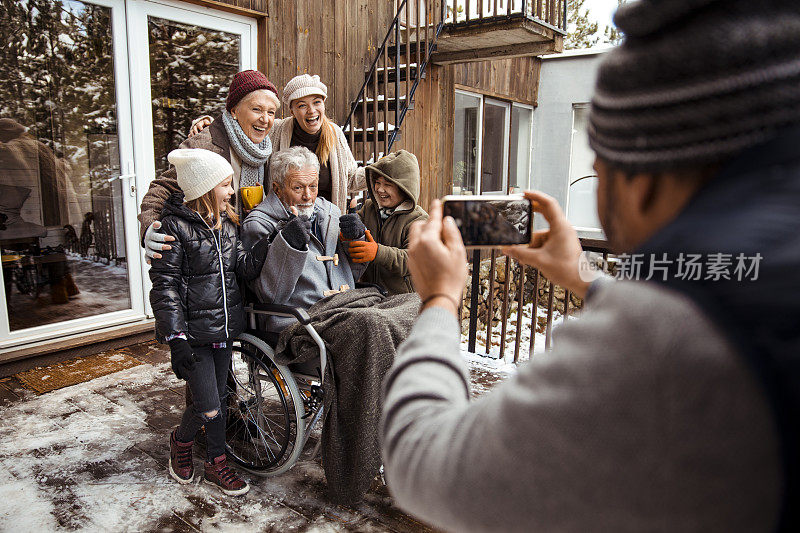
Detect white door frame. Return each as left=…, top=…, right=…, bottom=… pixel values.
left=0, top=0, right=147, bottom=350
left=126, top=0, right=257, bottom=316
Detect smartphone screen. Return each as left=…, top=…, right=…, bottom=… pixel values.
left=443, top=196, right=531, bottom=248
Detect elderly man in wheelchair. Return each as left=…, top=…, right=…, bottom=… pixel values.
left=226, top=146, right=418, bottom=504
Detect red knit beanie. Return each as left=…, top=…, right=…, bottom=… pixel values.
left=226, top=70, right=279, bottom=112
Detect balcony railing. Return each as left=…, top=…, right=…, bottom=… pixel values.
left=461, top=239, right=610, bottom=363
left=444, top=0, right=567, bottom=33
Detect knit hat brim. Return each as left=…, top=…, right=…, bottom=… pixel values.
left=285, top=86, right=327, bottom=108
left=588, top=0, right=800, bottom=173
left=226, top=70, right=279, bottom=112
left=169, top=149, right=234, bottom=201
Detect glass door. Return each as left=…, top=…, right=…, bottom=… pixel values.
left=126, top=0, right=256, bottom=314
left=0, top=0, right=144, bottom=348
left=480, top=98, right=510, bottom=194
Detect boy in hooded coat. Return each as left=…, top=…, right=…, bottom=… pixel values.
left=349, top=150, right=428, bottom=295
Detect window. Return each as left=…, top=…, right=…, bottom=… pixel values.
left=481, top=99, right=510, bottom=193
left=566, top=104, right=602, bottom=233
left=452, top=90, right=533, bottom=195
left=509, top=103, right=533, bottom=192
left=453, top=91, right=482, bottom=194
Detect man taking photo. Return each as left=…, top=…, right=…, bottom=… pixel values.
left=380, top=0, right=800, bottom=531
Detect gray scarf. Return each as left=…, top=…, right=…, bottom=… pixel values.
left=221, top=110, right=272, bottom=188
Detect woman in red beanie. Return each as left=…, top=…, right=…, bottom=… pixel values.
left=138, top=69, right=281, bottom=260
left=189, top=73, right=367, bottom=214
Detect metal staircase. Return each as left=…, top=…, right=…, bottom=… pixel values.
left=343, top=0, right=447, bottom=166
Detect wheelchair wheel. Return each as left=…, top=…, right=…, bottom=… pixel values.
left=226, top=333, right=306, bottom=476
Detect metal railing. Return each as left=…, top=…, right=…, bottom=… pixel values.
left=343, top=0, right=447, bottom=166
left=444, top=0, right=567, bottom=33
left=462, top=239, right=610, bottom=362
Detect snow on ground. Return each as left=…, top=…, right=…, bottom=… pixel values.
left=0, top=361, right=383, bottom=532
left=458, top=305, right=579, bottom=396
left=460, top=303, right=574, bottom=362
left=0, top=341, right=516, bottom=532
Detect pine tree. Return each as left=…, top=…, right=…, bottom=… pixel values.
left=565, top=0, right=627, bottom=50
left=148, top=18, right=240, bottom=174
left=603, top=0, right=627, bottom=46
left=565, top=0, right=600, bottom=49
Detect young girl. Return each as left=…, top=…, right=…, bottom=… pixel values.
left=149, top=148, right=269, bottom=496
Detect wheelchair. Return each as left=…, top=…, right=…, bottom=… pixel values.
left=225, top=302, right=328, bottom=476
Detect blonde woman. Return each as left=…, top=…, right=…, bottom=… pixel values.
left=191, top=74, right=366, bottom=212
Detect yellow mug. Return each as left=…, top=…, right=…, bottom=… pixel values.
left=240, top=185, right=264, bottom=211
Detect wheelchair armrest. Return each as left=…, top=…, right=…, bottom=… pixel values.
left=247, top=303, right=311, bottom=325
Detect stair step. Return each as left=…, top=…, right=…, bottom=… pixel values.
left=368, top=63, right=420, bottom=85
left=387, top=40, right=436, bottom=58
left=355, top=152, right=386, bottom=166
left=343, top=122, right=397, bottom=142
left=354, top=94, right=408, bottom=112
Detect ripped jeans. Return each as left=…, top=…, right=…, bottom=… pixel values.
left=175, top=344, right=231, bottom=461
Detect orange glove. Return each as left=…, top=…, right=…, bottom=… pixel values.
left=349, top=230, right=379, bottom=263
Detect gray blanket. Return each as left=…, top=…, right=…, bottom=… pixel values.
left=274, top=287, right=421, bottom=504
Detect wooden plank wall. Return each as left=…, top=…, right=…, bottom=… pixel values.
left=222, top=0, right=267, bottom=10
left=263, top=0, right=395, bottom=124
left=452, top=56, right=542, bottom=104
left=392, top=65, right=455, bottom=212
left=179, top=0, right=268, bottom=15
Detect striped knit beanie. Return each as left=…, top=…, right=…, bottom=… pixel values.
left=226, top=70, right=280, bottom=112
left=588, top=0, right=800, bottom=172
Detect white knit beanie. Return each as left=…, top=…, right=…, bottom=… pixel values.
left=168, top=149, right=233, bottom=201
left=282, top=74, right=328, bottom=107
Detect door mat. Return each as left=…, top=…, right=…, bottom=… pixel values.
left=16, top=351, right=144, bottom=394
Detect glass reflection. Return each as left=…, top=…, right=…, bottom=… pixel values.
left=453, top=92, right=481, bottom=195
left=0, top=0, right=131, bottom=331
left=148, top=16, right=241, bottom=176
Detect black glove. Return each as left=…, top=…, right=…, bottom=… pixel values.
left=339, top=213, right=366, bottom=240
left=282, top=215, right=311, bottom=250
left=168, top=338, right=197, bottom=380
left=250, top=235, right=271, bottom=263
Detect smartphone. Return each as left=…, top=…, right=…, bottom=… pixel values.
left=442, top=195, right=532, bottom=249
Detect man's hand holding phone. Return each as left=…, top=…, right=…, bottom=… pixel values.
left=503, top=190, right=589, bottom=298
left=407, top=200, right=468, bottom=316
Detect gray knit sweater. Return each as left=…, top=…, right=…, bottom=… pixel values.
left=380, top=280, right=782, bottom=532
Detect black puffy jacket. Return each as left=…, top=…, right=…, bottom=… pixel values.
left=149, top=194, right=268, bottom=345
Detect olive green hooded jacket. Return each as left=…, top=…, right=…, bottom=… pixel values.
left=357, top=150, right=428, bottom=295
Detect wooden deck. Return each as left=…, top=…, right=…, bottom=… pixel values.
left=433, top=15, right=563, bottom=64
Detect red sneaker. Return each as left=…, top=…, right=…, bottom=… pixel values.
left=203, top=454, right=250, bottom=496
left=168, top=430, right=194, bottom=484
